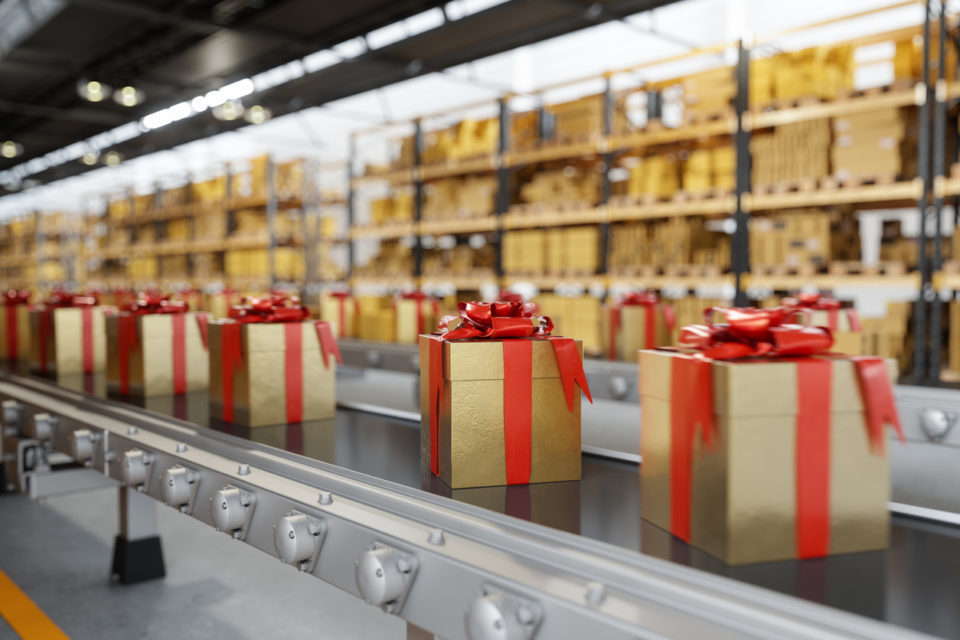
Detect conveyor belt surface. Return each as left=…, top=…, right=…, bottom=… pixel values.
left=30, top=371, right=960, bottom=639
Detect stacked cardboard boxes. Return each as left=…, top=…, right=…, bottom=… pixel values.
left=422, top=176, right=497, bottom=220
left=682, top=147, right=735, bottom=193
left=503, top=227, right=601, bottom=276
left=752, top=120, right=831, bottom=186
left=750, top=210, right=832, bottom=273
left=622, top=154, right=681, bottom=200
left=275, top=160, right=303, bottom=202
left=830, top=211, right=861, bottom=262
left=519, top=167, right=601, bottom=206
left=682, top=66, right=735, bottom=118
left=422, top=119, right=498, bottom=164
left=608, top=219, right=728, bottom=273
left=370, top=190, right=415, bottom=224
left=355, top=241, right=413, bottom=278
left=230, top=155, right=269, bottom=204
left=422, top=245, right=497, bottom=278
left=831, top=108, right=915, bottom=182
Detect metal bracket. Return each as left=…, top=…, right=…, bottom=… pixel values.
left=273, top=510, right=326, bottom=573
left=120, top=448, right=155, bottom=492
left=69, top=429, right=101, bottom=466
left=160, top=465, right=200, bottom=514
left=355, top=542, right=419, bottom=615
left=210, top=485, right=256, bottom=540
left=2, top=399, right=23, bottom=433
left=465, top=585, right=542, bottom=640
left=26, top=412, right=58, bottom=441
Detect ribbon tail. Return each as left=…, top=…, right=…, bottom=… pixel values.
left=644, top=304, right=656, bottom=350
left=550, top=337, right=592, bottom=410
left=172, top=314, right=187, bottom=394
left=662, top=304, right=677, bottom=331
left=314, top=321, right=343, bottom=369
left=846, top=309, right=862, bottom=332
left=852, top=356, right=904, bottom=452
left=6, top=305, right=17, bottom=360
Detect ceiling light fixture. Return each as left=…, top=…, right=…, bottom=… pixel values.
left=213, top=100, right=244, bottom=121
left=113, top=85, right=145, bottom=107
left=81, top=151, right=99, bottom=166
left=244, top=105, right=271, bottom=124
left=1, top=141, right=23, bottom=159
left=78, top=79, right=110, bottom=102
left=103, top=151, right=123, bottom=166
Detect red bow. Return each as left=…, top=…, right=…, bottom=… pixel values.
left=3, top=290, right=30, bottom=305
left=679, top=307, right=833, bottom=360
left=228, top=296, right=309, bottom=323
left=439, top=301, right=553, bottom=340
left=619, top=291, right=661, bottom=307
left=127, top=294, right=189, bottom=314
left=783, top=292, right=841, bottom=310
left=782, top=293, right=861, bottom=333
left=41, top=292, right=97, bottom=308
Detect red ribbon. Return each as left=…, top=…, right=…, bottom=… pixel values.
left=665, top=306, right=904, bottom=557
left=426, top=301, right=592, bottom=484
left=330, top=291, right=352, bottom=338
left=126, top=294, right=189, bottom=315
left=116, top=307, right=209, bottom=394
left=218, top=298, right=340, bottom=424
left=783, top=293, right=861, bottom=334
left=609, top=292, right=676, bottom=360
left=4, top=290, right=30, bottom=360
left=400, top=291, right=440, bottom=335
left=35, top=294, right=97, bottom=374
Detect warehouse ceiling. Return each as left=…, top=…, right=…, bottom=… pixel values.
left=0, top=0, right=677, bottom=196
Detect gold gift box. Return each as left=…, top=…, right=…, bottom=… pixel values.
left=319, top=295, right=356, bottom=338
left=396, top=299, right=438, bottom=344
left=0, top=303, right=31, bottom=361
left=419, top=336, right=583, bottom=489
left=358, top=309, right=396, bottom=342
left=809, top=309, right=862, bottom=355
left=105, top=313, right=210, bottom=396
left=202, top=292, right=240, bottom=320
left=600, top=304, right=672, bottom=360
left=29, top=307, right=110, bottom=375
left=639, top=349, right=895, bottom=565
left=209, top=321, right=336, bottom=427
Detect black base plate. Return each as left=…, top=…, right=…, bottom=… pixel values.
left=111, top=535, right=165, bottom=585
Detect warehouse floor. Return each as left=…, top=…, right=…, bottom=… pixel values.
left=0, top=488, right=401, bottom=639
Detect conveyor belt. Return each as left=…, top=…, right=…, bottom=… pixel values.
left=2, top=367, right=958, bottom=639
left=36, top=370, right=960, bottom=640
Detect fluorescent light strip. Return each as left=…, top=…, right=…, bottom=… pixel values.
left=0, top=1, right=512, bottom=189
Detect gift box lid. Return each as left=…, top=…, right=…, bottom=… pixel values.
left=421, top=336, right=583, bottom=381
left=640, top=349, right=896, bottom=417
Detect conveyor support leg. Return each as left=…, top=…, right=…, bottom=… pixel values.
left=111, top=486, right=165, bottom=584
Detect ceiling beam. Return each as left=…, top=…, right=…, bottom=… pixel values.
left=63, top=0, right=314, bottom=48
left=0, top=98, right=128, bottom=125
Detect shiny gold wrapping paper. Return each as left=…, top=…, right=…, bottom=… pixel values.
left=639, top=349, right=895, bottom=565
left=209, top=321, right=336, bottom=427
left=319, top=296, right=356, bottom=338
left=0, top=304, right=30, bottom=361
left=28, top=307, right=110, bottom=375
left=105, top=313, right=210, bottom=397
left=396, top=299, right=438, bottom=344
left=419, top=336, right=582, bottom=489
left=600, top=305, right=672, bottom=360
